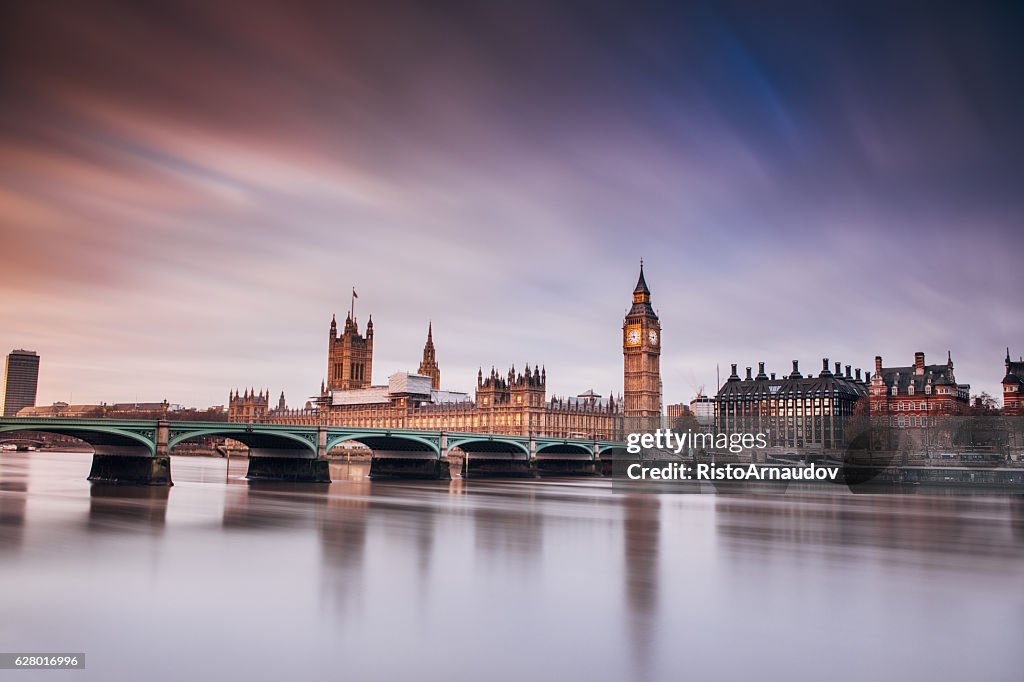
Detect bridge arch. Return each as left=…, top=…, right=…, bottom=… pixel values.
left=168, top=426, right=317, bottom=457
left=326, top=432, right=440, bottom=457
left=328, top=431, right=443, bottom=480
left=0, top=421, right=155, bottom=456
left=447, top=437, right=530, bottom=459
left=535, top=442, right=595, bottom=459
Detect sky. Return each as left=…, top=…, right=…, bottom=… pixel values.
left=1, top=0, right=1022, bottom=408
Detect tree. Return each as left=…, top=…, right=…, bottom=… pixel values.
left=969, top=392, right=1000, bottom=415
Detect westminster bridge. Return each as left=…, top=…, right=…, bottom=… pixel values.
left=0, top=417, right=627, bottom=484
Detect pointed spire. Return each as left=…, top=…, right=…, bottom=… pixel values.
left=427, top=320, right=433, bottom=342
left=634, top=259, right=650, bottom=295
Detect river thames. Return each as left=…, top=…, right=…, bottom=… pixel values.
left=1, top=452, right=1022, bottom=681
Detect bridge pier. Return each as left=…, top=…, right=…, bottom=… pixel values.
left=462, top=457, right=537, bottom=478
left=87, top=420, right=173, bottom=485
left=369, top=457, right=451, bottom=480
left=88, top=454, right=173, bottom=486
left=536, top=459, right=596, bottom=476
left=246, top=457, right=331, bottom=483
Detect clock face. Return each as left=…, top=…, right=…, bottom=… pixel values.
left=626, top=328, right=641, bottom=346
left=648, top=329, right=658, bottom=346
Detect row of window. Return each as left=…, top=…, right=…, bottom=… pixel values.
left=894, top=401, right=933, bottom=411
left=894, top=416, right=938, bottom=427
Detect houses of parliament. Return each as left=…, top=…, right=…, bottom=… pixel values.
left=228, top=265, right=664, bottom=439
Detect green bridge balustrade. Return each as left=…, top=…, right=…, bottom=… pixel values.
left=0, top=417, right=627, bottom=484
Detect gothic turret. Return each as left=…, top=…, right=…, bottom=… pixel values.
left=418, top=322, right=441, bottom=389
left=623, top=261, right=662, bottom=418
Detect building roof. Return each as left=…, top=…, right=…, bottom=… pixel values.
left=331, top=386, right=391, bottom=406
left=879, top=364, right=956, bottom=392
left=717, top=360, right=867, bottom=401
left=633, top=263, right=650, bottom=296
left=1004, top=349, right=1024, bottom=386
left=627, top=262, right=658, bottom=318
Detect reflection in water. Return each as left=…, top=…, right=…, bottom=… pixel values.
left=715, top=492, right=1024, bottom=564
left=2, top=452, right=1023, bottom=682
left=472, top=493, right=543, bottom=564
left=0, top=479, right=28, bottom=553
left=622, top=495, right=659, bottom=673
left=319, top=474, right=370, bottom=615
left=1011, top=496, right=1024, bottom=542
left=88, top=484, right=170, bottom=531
left=221, top=479, right=329, bottom=530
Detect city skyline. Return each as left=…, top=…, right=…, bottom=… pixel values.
left=3, top=1, right=1022, bottom=407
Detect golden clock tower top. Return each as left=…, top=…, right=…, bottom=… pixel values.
left=623, top=261, right=662, bottom=420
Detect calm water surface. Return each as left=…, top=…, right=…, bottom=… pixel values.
left=1, top=452, right=1023, bottom=681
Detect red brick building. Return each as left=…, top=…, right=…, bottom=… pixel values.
left=869, top=351, right=969, bottom=427
left=1002, top=348, right=1024, bottom=416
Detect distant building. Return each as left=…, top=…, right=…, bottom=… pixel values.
left=226, top=267, right=668, bottom=439
left=666, top=403, right=691, bottom=419
left=17, top=400, right=180, bottom=419
left=327, top=312, right=373, bottom=391
left=2, top=350, right=40, bottom=417
left=689, top=394, right=715, bottom=426
left=716, top=359, right=868, bottom=451
left=18, top=402, right=101, bottom=418
left=417, top=323, right=441, bottom=390
left=869, top=351, right=969, bottom=427
left=227, top=389, right=271, bottom=422
left=1002, top=348, right=1024, bottom=416
left=622, top=263, right=662, bottom=418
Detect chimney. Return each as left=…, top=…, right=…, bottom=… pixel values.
left=770, top=372, right=776, bottom=380
left=791, top=360, right=801, bottom=378
left=845, top=365, right=851, bottom=378
left=756, top=361, right=766, bottom=379
left=855, top=368, right=862, bottom=382
left=835, top=361, right=842, bottom=375
left=745, top=367, right=752, bottom=380
left=915, top=351, right=925, bottom=375
left=866, top=371, right=872, bottom=382
left=874, top=356, right=882, bottom=374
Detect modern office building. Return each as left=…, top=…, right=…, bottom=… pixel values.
left=2, top=349, right=40, bottom=417
left=715, top=359, right=869, bottom=451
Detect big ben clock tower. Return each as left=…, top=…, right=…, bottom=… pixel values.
left=623, top=261, right=662, bottom=420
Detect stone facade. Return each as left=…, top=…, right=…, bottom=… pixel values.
left=1002, top=348, right=1024, bottom=416
left=327, top=313, right=373, bottom=391
left=869, top=351, right=969, bottom=426
left=227, top=268, right=667, bottom=440
left=622, top=263, right=662, bottom=418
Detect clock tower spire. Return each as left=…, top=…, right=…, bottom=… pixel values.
left=623, top=261, right=662, bottom=423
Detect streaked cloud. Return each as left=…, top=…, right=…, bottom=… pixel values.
left=1, top=0, right=1021, bottom=406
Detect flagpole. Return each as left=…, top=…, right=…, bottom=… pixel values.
left=350, top=287, right=355, bottom=321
